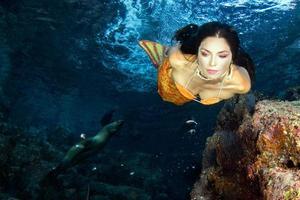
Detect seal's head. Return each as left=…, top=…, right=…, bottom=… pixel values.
left=104, top=120, right=124, bottom=133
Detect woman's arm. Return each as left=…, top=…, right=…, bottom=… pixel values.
left=168, top=45, right=196, bottom=70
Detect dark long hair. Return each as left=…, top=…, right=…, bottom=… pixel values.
left=173, top=21, right=255, bottom=82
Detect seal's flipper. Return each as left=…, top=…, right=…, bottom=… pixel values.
left=139, top=40, right=167, bottom=68
left=100, top=109, right=116, bottom=127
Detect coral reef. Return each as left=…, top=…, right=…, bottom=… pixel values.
left=191, top=94, right=300, bottom=200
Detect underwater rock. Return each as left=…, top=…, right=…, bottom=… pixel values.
left=281, top=86, right=300, bottom=101
left=0, top=125, right=63, bottom=199
left=191, top=96, right=300, bottom=200
left=0, top=102, right=168, bottom=200
left=84, top=181, right=151, bottom=200
left=260, top=167, right=300, bottom=200
left=0, top=121, right=168, bottom=200
left=46, top=126, right=76, bottom=151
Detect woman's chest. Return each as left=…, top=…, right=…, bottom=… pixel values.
left=172, top=69, right=237, bottom=100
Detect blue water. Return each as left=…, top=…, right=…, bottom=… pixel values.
left=1, top=0, right=300, bottom=199
left=97, top=0, right=299, bottom=93
left=94, top=1, right=300, bottom=198
left=99, top=2, right=300, bottom=197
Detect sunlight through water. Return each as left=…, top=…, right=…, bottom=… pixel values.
left=97, top=0, right=297, bottom=92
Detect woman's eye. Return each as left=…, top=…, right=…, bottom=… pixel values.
left=219, top=54, right=228, bottom=58
left=201, top=52, right=209, bottom=57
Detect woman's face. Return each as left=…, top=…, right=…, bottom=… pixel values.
left=197, top=36, right=232, bottom=79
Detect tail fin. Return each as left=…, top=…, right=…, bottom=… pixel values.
left=138, top=40, right=167, bottom=68
left=100, top=109, right=116, bottom=127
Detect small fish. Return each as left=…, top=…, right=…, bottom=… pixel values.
left=92, top=167, right=97, bottom=171
left=178, top=117, right=198, bottom=135
left=185, top=119, right=198, bottom=125
left=180, top=118, right=198, bottom=135
left=129, top=171, right=135, bottom=176
left=187, top=129, right=196, bottom=135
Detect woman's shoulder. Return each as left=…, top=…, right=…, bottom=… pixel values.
left=168, top=45, right=196, bottom=70
left=231, top=64, right=251, bottom=94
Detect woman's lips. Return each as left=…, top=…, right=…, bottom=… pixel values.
left=207, top=69, right=220, bottom=74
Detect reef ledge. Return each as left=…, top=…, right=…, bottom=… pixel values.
left=191, top=95, right=300, bottom=200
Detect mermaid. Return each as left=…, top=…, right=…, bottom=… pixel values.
left=139, top=21, right=255, bottom=105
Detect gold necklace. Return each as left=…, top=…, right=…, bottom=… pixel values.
left=184, top=66, right=199, bottom=89
left=184, top=61, right=232, bottom=95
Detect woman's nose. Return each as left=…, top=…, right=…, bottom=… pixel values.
left=210, top=56, right=217, bottom=66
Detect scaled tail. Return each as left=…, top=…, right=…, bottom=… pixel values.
left=138, top=40, right=167, bottom=68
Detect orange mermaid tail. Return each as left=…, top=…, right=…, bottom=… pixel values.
left=138, top=40, right=167, bottom=68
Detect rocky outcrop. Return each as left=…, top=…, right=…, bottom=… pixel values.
left=0, top=114, right=168, bottom=200
left=191, top=94, right=300, bottom=200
